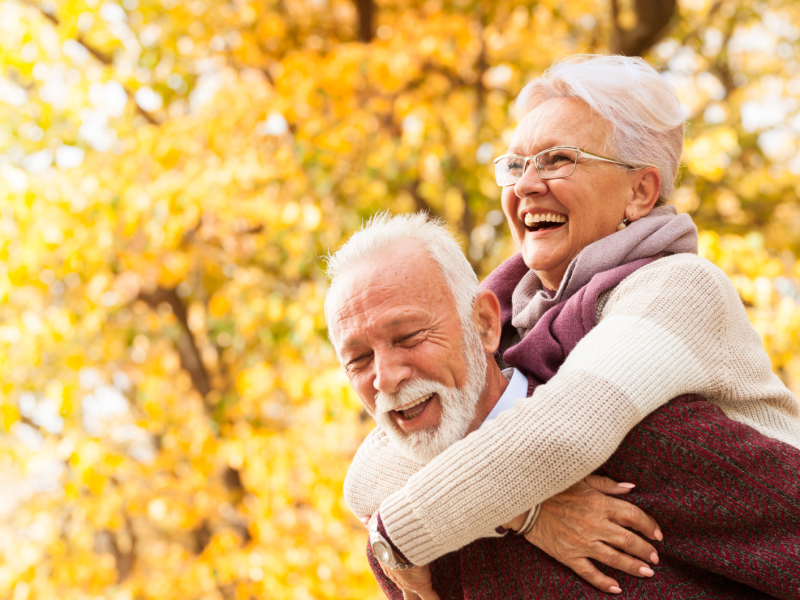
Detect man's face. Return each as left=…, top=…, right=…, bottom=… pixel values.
left=330, top=244, right=487, bottom=463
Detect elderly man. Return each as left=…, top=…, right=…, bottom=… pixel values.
left=325, top=212, right=800, bottom=599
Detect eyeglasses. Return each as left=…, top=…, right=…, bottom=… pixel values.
left=493, top=146, right=632, bottom=187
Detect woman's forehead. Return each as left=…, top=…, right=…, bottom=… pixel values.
left=508, top=97, right=606, bottom=154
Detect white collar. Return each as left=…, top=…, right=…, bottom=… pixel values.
left=480, top=367, right=528, bottom=428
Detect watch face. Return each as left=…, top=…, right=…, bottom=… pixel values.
left=373, top=540, right=391, bottom=563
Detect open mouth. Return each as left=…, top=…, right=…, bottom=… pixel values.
left=392, top=393, right=435, bottom=421
left=524, top=213, right=567, bottom=233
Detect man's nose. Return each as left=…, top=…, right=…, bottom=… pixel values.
left=513, top=160, right=548, bottom=198
left=372, top=351, right=412, bottom=395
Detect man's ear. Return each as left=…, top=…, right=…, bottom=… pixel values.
left=471, top=290, right=503, bottom=354
left=627, top=166, right=661, bottom=219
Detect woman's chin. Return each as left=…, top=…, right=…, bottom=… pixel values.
left=521, top=242, right=571, bottom=275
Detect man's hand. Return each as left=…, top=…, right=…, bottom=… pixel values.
left=377, top=563, right=441, bottom=600
left=506, top=475, right=663, bottom=594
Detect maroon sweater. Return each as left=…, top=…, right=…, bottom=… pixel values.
left=369, top=393, right=800, bottom=599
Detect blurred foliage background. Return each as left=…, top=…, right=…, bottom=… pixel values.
left=1, top=0, right=800, bottom=598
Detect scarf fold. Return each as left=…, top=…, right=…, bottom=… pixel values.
left=511, top=205, right=697, bottom=338
left=480, top=205, right=699, bottom=383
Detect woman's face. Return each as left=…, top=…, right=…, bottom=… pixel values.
left=501, top=97, right=651, bottom=289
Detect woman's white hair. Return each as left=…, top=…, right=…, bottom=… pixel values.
left=515, top=54, right=684, bottom=201
left=324, top=211, right=479, bottom=350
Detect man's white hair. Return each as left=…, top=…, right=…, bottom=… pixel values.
left=324, top=211, right=479, bottom=349
left=515, top=54, right=684, bottom=201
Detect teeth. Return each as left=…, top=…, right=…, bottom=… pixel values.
left=399, top=393, right=433, bottom=412
left=524, top=213, right=567, bottom=226
left=403, top=404, right=426, bottom=419
left=398, top=393, right=434, bottom=419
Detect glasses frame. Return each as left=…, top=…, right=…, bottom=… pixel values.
left=493, top=146, right=632, bottom=187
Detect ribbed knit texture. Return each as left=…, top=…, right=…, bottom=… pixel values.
left=368, top=395, right=800, bottom=599
left=343, top=253, right=800, bottom=565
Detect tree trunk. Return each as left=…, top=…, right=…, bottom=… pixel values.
left=611, top=0, right=678, bottom=57
left=354, top=0, right=375, bottom=42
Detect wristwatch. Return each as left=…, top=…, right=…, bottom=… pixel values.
left=367, top=514, right=415, bottom=570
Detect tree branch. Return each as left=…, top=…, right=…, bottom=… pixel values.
left=611, top=0, right=678, bottom=57
left=403, top=180, right=434, bottom=214
left=94, top=523, right=135, bottom=583
left=24, top=0, right=160, bottom=125
left=137, top=287, right=212, bottom=400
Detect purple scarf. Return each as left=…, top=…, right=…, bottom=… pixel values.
left=481, top=205, right=698, bottom=382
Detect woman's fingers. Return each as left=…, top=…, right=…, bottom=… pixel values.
left=605, top=495, right=663, bottom=542
left=584, top=474, right=636, bottom=495
left=602, top=521, right=660, bottom=564
left=564, top=557, right=623, bottom=594
left=589, top=540, right=656, bottom=580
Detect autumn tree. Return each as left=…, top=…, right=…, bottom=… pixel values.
left=1, top=0, right=799, bottom=598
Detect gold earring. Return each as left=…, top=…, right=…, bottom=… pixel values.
left=617, top=217, right=630, bottom=231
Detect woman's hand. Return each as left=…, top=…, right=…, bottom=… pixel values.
left=505, top=475, right=663, bottom=594
left=376, top=563, right=441, bottom=600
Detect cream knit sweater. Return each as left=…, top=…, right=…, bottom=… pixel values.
left=343, top=254, right=800, bottom=565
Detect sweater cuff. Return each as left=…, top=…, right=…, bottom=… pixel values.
left=380, top=485, right=511, bottom=565
left=376, top=513, right=411, bottom=564
left=380, top=486, right=441, bottom=566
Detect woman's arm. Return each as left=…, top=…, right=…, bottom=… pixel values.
left=347, top=404, right=664, bottom=594
left=379, top=254, right=800, bottom=565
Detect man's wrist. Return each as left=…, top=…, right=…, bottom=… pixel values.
left=368, top=513, right=415, bottom=569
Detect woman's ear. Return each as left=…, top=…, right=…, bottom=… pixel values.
left=471, top=290, right=503, bottom=353
left=627, top=167, right=661, bottom=220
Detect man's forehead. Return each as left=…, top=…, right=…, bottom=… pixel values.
left=333, top=265, right=439, bottom=325
left=329, top=247, right=448, bottom=341
left=336, top=304, right=432, bottom=347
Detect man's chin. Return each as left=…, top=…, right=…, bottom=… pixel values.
left=381, top=425, right=448, bottom=465
left=376, top=407, right=471, bottom=465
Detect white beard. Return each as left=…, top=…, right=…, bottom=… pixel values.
left=373, top=320, right=488, bottom=464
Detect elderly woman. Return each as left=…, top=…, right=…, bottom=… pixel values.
left=341, top=55, right=800, bottom=598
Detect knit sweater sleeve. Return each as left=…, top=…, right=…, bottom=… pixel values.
left=343, top=426, right=426, bottom=521
left=379, top=253, right=800, bottom=565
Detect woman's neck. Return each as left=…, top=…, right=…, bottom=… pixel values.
left=534, top=269, right=565, bottom=293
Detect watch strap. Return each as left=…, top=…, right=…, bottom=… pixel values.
left=368, top=513, right=415, bottom=570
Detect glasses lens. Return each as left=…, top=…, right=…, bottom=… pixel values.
left=536, top=148, right=578, bottom=179
left=495, top=156, right=526, bottom=186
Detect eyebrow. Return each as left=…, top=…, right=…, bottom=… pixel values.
left=507, top=141, right=562, bottom=156
left=339, top=338, right=364, bottom=354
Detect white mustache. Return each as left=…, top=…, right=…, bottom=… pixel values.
left=375, top=379, right=451, bottom=414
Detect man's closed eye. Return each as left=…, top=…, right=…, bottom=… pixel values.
left=348, top=353, right=372, bottom=369
left=397, top=331, right=424, bottom=346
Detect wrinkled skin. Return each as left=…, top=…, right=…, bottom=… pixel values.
left=501, top=97, right=662, bottom=290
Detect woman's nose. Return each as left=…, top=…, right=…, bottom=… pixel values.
left=513, top=160, right=548, bottom=198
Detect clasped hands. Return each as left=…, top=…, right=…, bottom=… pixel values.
left=373, top=475, right=663, bottom=599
